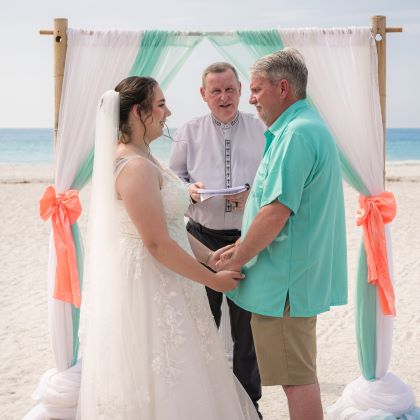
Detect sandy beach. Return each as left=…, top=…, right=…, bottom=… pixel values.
left=0, top=162, right=419, bottom=420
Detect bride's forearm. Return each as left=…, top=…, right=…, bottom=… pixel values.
left=146, top=237, right=215, bottom=287
left=187, top=232, right=212, bottom=265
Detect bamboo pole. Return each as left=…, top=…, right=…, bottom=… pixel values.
left=40, top=19, right=68, bottom=145
left=370, top=16, right=402, bottom=185
left=386, top=27, right=403, bottom=33
left=53, top=19, right=68, bottom=145
left=371, top=15, right=387, bottom=184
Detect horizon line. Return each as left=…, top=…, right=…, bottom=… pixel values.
left=1, top=126, right=420, bottom=130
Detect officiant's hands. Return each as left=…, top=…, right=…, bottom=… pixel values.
left=188, top=181, right=204, bottom=203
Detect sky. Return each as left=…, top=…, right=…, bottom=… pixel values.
left=0, top=0, right=419, bottom=128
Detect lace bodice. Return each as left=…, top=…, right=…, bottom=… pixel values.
left=116, top=155, right=191, bottom=250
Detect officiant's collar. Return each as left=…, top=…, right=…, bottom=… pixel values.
left=211, top=112, right=239, bottom=129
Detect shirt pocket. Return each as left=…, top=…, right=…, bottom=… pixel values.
left=251, top=160, right=268, bottom=201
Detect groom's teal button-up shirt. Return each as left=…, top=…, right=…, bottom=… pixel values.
left=227, top=99, right=348, bottom=317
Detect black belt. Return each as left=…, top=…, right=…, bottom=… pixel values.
left=187, top=219, right=240, bottom=238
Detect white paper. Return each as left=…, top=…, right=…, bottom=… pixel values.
left=197, top=185, right=249, bottom=202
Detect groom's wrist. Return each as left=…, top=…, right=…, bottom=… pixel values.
left=230, top=249, right=248, bottom=268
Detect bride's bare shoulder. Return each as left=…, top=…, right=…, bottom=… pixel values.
left=115, top=155, right=163, bottom=195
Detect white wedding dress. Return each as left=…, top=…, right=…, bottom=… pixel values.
left=78, top=153, right=259, bottom=419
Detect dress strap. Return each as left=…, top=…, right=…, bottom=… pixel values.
left=114, top=154, right=162, bottom=179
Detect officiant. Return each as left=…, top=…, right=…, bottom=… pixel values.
left=169, top=62, right=264, bottom=417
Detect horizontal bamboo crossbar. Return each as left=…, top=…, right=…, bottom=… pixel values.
left=40, top=27, right=403, bottom=36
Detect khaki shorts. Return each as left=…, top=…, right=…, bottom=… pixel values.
left=250, top=302, right=317, bottom=386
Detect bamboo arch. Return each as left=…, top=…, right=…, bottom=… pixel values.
left=39, top=14, right=403, bottom=365
left=36, top=16, right=412, bottom=419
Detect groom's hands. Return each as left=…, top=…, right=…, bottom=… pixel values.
left=216, top=255, right=242, bottom=272
left=220, top=239, right=240, bottom=262
left=206, top=244, right=244, bottom=292
left=214, top=240, right=242, bottom=272
left=206, top=243, right=235, bottom=271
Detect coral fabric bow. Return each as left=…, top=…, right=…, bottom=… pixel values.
left=356, top=191, right=397, bottom=316
left=40, top=185, right=82, bottom=308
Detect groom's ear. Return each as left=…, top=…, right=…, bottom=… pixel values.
left=278, top=79, right=290, bottom=99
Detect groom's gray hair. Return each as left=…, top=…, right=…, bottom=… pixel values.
left=251, top=48, right=308, bottom=99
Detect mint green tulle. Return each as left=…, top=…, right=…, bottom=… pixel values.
left=356, top=244, right=377, bottom=380
left=129, top=30, right=172, bottom=78
left=208, top=30, right=283, bottom=80
left=70, top=223, right=84, bottom=366
left=69, top=149, right=93, bottom=365
left=237, top=30, right=283, bottom=58
left=129, top=30, right=202, bottom=90
left=338, top=147, right=377, bottom=380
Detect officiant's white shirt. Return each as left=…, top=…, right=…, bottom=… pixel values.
left=169, top=112, right=265, bottom=230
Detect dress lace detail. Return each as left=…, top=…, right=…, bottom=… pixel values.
left=117, top=159, right=216, bottom=385
left=96, top=388, right=151, bottom=417
left=82, top=156, right=259, bottom=419
left=151, top=268, right=186, bottom=385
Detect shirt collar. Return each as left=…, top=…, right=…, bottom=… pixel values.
left=211, top=112, right=240, bottom=129
left=264, top=99, right=309, bottom=153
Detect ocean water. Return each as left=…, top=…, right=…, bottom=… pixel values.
left=0, top=128, right=419, bottom=164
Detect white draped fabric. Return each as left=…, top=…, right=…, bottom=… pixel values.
left=56, top=29, right=143, bottom=189
left=279, top=27, right=416, bottom=418
left=25, top=26, right=418, bottom=420
left=54, top=27, right=143, bottom=370
left=279, top=27, right=384, bottom=194
left=24, top=29, right=143, bottom=420
left=327, top=373, right=417, bottom=419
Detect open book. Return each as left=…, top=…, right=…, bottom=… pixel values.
left=197, top=184, right=250, bottom=202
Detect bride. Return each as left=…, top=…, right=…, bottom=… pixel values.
left=77, top=76, right=259, bottom=419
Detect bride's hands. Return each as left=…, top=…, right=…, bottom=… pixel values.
left=210, top=271, right=245, bottom=292
left=205, top=242, right=244, bottom=291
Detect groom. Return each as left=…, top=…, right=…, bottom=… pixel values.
left=218, top=48, right=348, bottom=419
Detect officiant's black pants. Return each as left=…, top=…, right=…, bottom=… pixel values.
left=187, top=220, right=262, bottom=412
